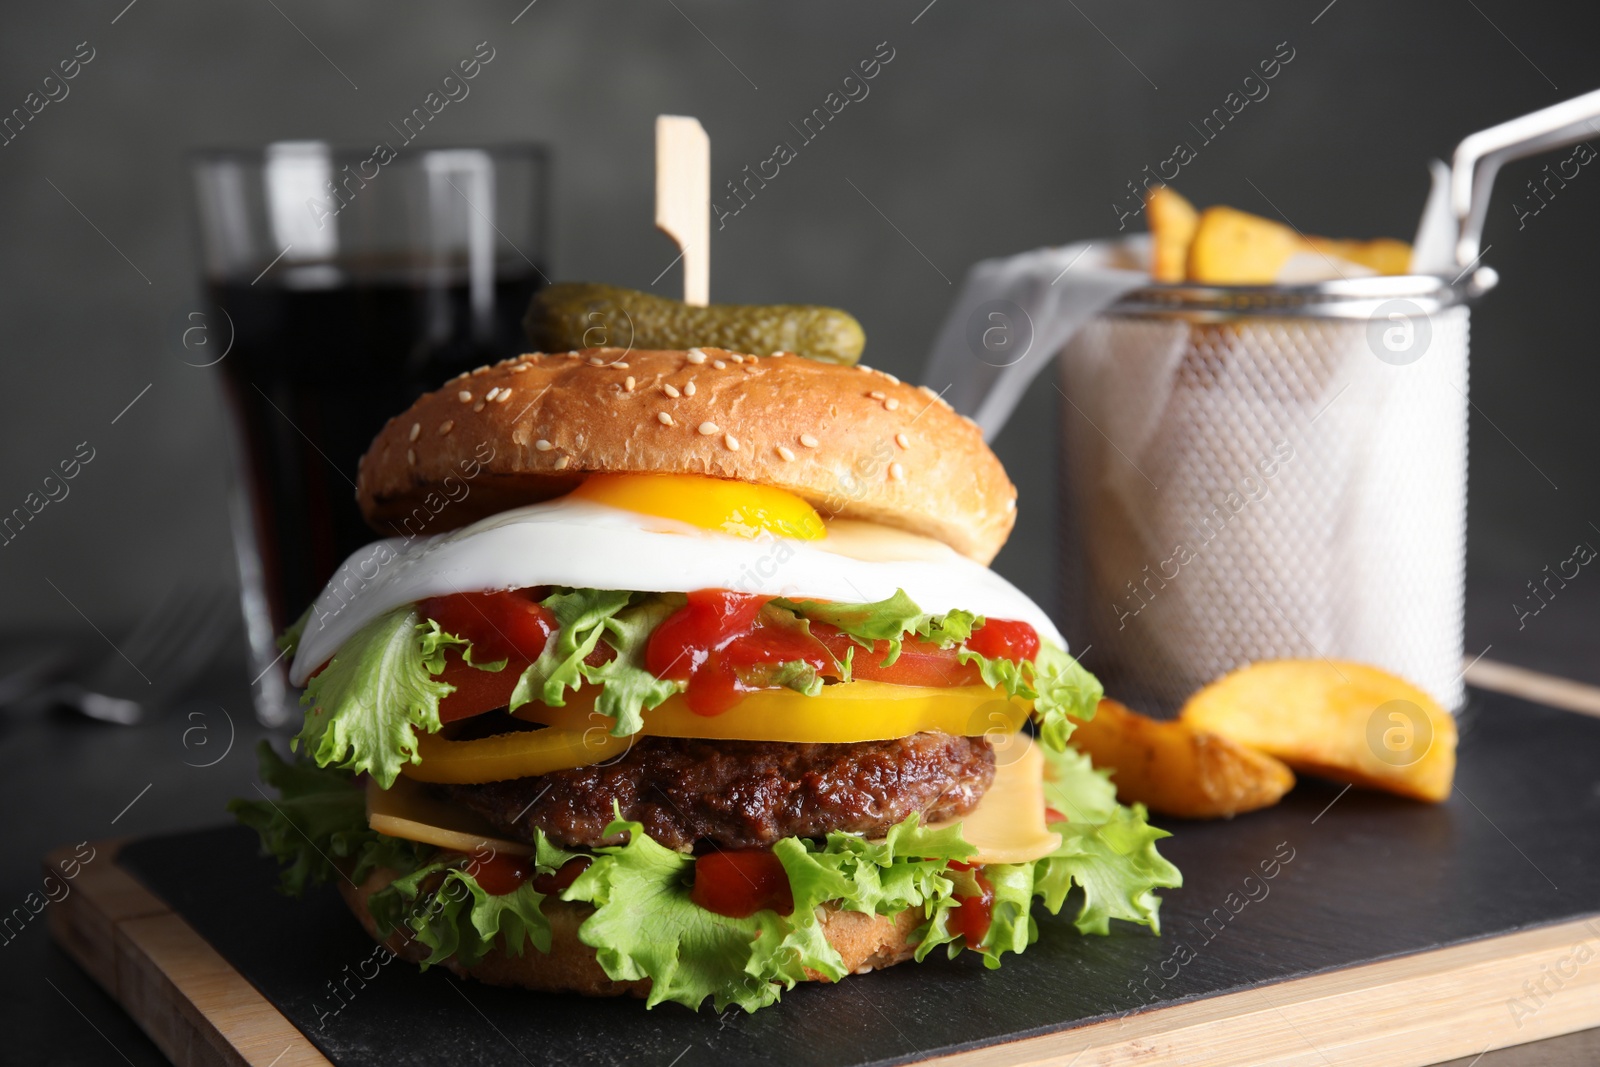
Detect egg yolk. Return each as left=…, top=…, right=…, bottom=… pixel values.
left=569, top=472, right=826, bottom=541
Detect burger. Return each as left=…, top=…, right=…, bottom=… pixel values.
left=233, top=346, right=1180, bottom=1012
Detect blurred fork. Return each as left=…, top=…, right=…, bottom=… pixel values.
left=46, top=586, right=238, bottom=725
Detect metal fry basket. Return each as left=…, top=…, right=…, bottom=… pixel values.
left=1057, top=276, right=1486, bottom=713
left=1050, top=83, right=1600, bottom=715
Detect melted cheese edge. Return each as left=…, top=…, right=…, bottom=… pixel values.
left=366, top=732, right=1061, bottom=868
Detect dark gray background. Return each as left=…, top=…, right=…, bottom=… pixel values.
left=3, top=1, right=1600, bottom=1064
left=2, top=0, right=1598, bottom=641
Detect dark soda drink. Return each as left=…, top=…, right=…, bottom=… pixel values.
left=211, top=269, right=542, bottom=633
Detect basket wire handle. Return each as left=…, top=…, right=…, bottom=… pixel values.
left=1452, top=87, right=1600, bottom=269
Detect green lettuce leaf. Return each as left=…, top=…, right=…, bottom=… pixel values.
left=228, top=742, right=426, bottom=895
left=509, top=590, right=685, bottom=736
left=586, top=596, right=685, bottom=735
left=959, top=640, right=1101, bottom=752
left=979, top=862, right=1040, bottom=966
left=564, top=815, right=814, bottom=1012
left=369, top=834, right=580, bottom=968
left=417, top=618, right=507, bottom=673
left=775, top=589, right=981, bottom=668
left=293, top=608, right=455, bottom=788
left=510, top=588, right=632, bottom=711
left=566, top=811, right=978, bottom=1012
left=1034, top=743, right=1182, bottom=935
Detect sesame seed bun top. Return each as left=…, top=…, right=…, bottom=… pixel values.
left=356, top=348, right=1018, bottom=564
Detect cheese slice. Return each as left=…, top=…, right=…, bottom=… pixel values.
left=367, top=775, right=532, bottom=857
left=935, top=734, right=1062, bottom=865
left=367, top=731, right=1061, bottom=867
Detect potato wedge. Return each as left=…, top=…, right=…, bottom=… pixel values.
left=1145, top=186, right=1199, bottom=283
left=1180, top=660, right=1456, bottom=803
left=1069, top=698, right=1294, bottom=819
left=1306, top=236, right=1412, bottom=276
left=1186, top=205, right=1306, bottom=284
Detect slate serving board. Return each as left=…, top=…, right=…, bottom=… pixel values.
left=112, top=686, right=1600, bottom=1067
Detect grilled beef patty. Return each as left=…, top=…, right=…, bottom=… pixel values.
left=442, top=732, right=995, bottom=852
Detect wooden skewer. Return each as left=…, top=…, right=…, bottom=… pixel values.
left=654, top=115, right=710, bottom=306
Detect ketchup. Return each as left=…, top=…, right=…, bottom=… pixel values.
left=469, top=852, right=532, bottom=896
left=531, top=857, right=592, bottom=896
left=964, top=618, right=1040, bottom=663
left=949, top=861, right=995, bottom=946
left=645, top=590, right=836, bottom=715
left=690, top=850, right=794, bottom=917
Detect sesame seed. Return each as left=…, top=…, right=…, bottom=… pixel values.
left=857, top=365, right=873, bottom=373
left=713, top=360, right=727, bottom=369
left=458, top=391, right=473, bottom=403
left=882, top=372, right=901, bottom=385
left=684, top=380, right=697, bottom=396
left=588, top=356, right=606, bottom=366
left=495, top=389, right=512, bottom=403
left=884, top=397, right=900, bottom=411
left=657, top=412, right=675, bottom=426
left=686, top=349, right=707, bottom=364
left=615, top=362, right=629, bottom=369
left=408, top=422, right=421, bottom=442
left=777, top=445, right=796, bottom=462
left=407, top=448, right=416, bottom=465
left=438, top=420, right=454, bottom=435
left=729, top=353, right=744, bottom=364
left=471, top=365, right=489, bottom=376
left=770, top=351, right=785, bottom=357
left=535, top=439, right=554, bottom=451
left=485, top=387, right=501, bottom=402
left=698, top=421, right=720, bottom=436
left=723, top=433, right=740, bottom=451
left=663, top=384, right=681, bottom=398
left=1006, top=497, right=1017, bottom=512
left=799, top=434, right=819, bottom=449
left=510, top=364, right=530, bottom=374
left=567, top=350, right=580, bottom=357
left=895, top=432, right=910, bottom=449
left=869, top=390, right=886, bottom=400
left=889, top=462, right=905, bottom=481
left=625, top=376, right=636, bottom=392
left=473, top=400, right=486, bottom=413
left=554, top=455, right=571, bottom=471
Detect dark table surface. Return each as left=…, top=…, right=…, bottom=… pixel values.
left=3, top=564, right=1597, bottom=1066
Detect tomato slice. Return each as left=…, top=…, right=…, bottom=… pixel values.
left=420, top=588, right=555, bottom=663
left=690, top=851, right=794, bottom=917
left=809, top=625, right=980, bottom=688
left=434, top=656, right=525, bottom=724
left=423, top=587, right=612, bottom=724
left=949, top=860, right=995, bottom=946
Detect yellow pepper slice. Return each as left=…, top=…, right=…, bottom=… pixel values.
left=514, top=680, right=1030, bottom=744
left=401, top=725, right=634, bottom=784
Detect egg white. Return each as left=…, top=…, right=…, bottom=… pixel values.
left=289, top=497, right=1064, bottom=684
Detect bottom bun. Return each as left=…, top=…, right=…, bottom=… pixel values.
left=342, top=865, right=923, bottom=998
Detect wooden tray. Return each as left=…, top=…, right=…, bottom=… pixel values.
left=48, top=661, right=1600, bottom=1067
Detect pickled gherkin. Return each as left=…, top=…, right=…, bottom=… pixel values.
left=524, top=283, right=865, bottom=366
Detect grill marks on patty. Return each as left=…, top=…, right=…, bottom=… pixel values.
left=440, top=733, right=996, bottom=853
